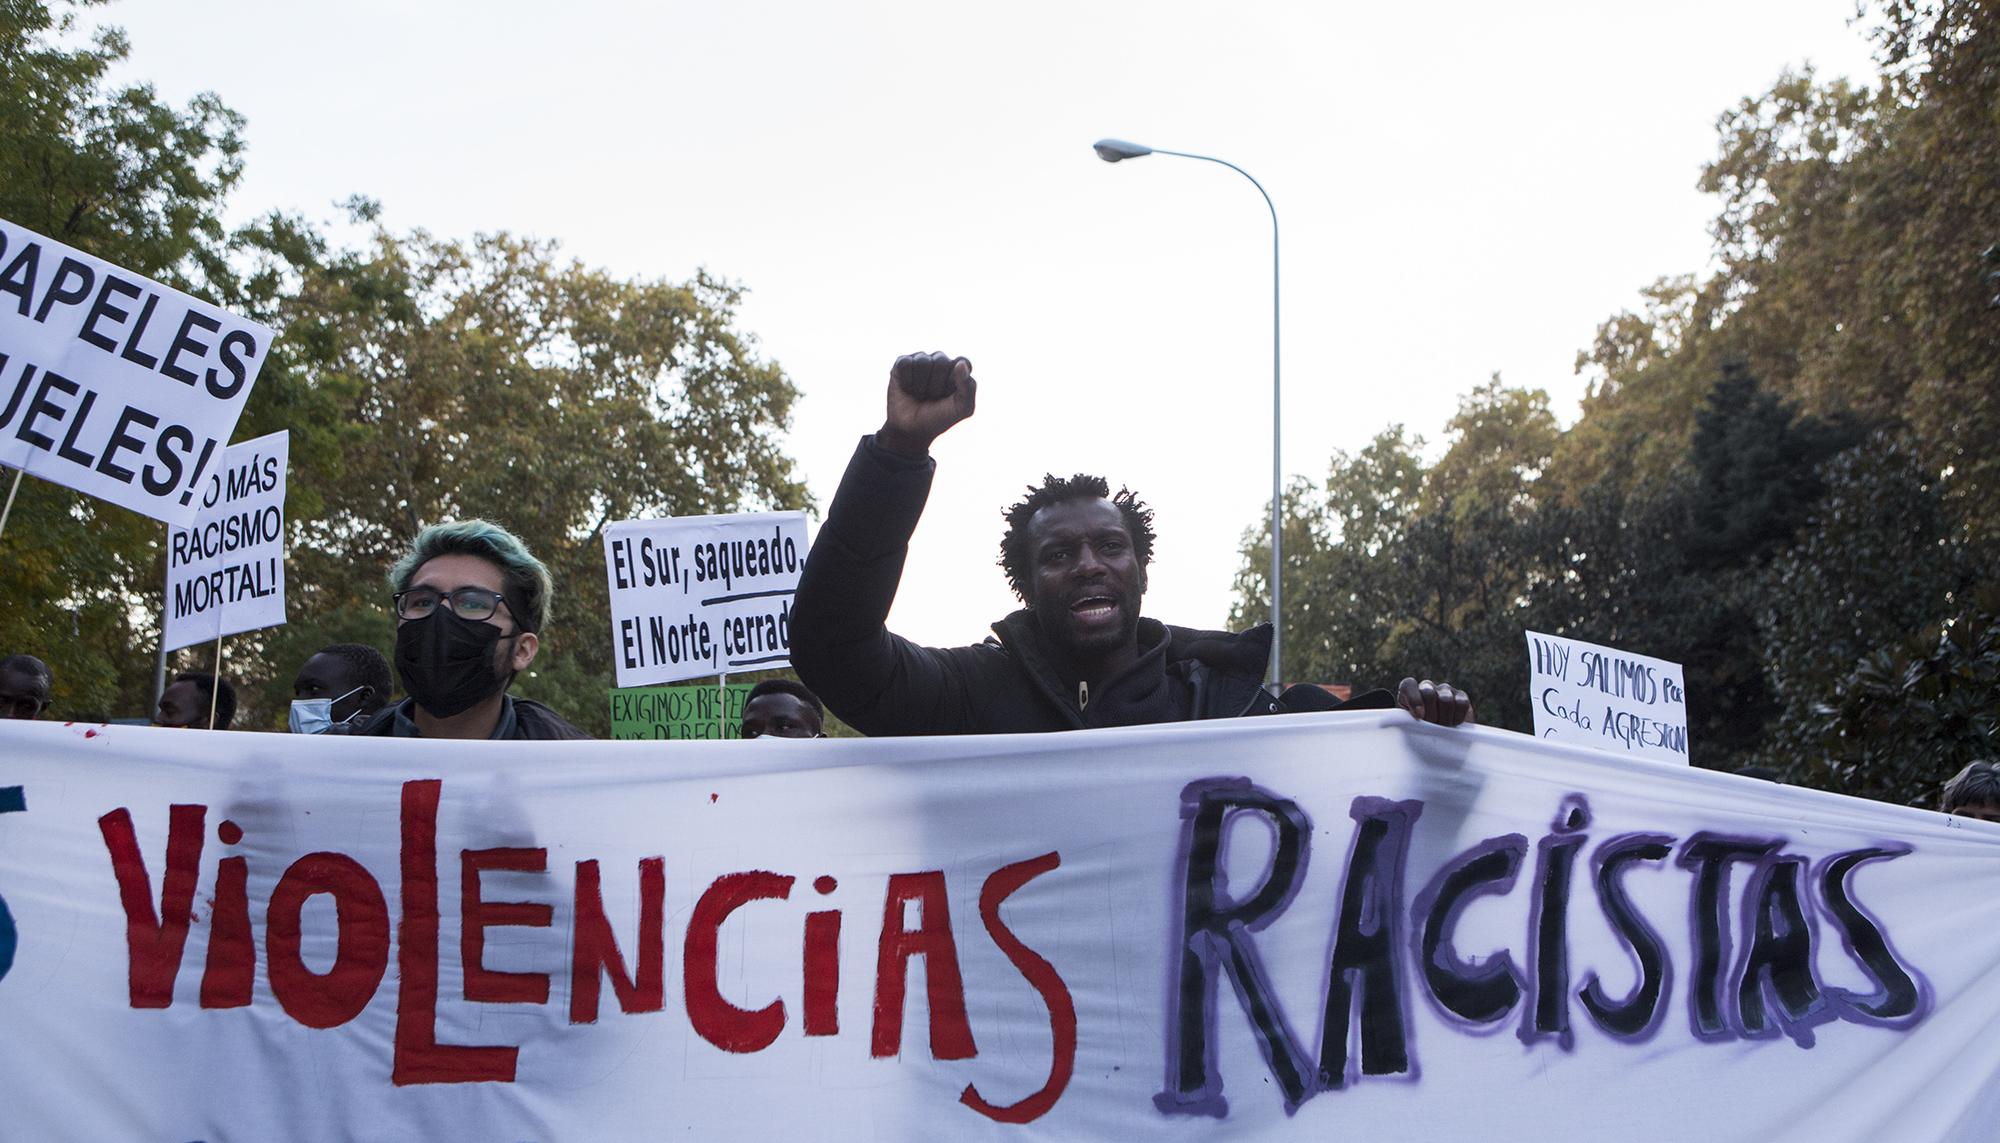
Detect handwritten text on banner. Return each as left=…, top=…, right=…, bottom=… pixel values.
left=0, top=715, right=1991, bottom=1139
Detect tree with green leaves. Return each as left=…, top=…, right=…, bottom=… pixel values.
left=1231, top=379, right=1557, bottom=729
left=1245, top=1, right=1999, bottom=791
left=1810, top=599, right=2000, bottom=805
left=0, top=1, right=810, bottom=736
left=226, top=221, right=809, bottom=733
left=0, top=0, right=245, bottom=719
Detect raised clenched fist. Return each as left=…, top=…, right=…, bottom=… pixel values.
left=877, top=351, right=977, bottom=456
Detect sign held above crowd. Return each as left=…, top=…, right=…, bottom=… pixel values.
left=0, top=216, right=272, bottom=527
left=1526, top=629, right=1689, bottom=763
left=162, top=431, right=288, bottom=653
left=602, top=511, right=809, bottom=686
left=608, top=683, right=750, bottom=740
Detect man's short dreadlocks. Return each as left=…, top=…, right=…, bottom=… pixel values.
left=997, top=474, right=1156, bottom=603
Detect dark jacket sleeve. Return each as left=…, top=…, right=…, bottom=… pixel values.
left=788, top=436, right=989, bottom=737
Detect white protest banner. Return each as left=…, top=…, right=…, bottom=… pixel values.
left=1527, top=629, right=1690, bottom=763
left=1, top=714, right=1995, bottom=1140
left=602, top=510, right=808, bottom=686
left=0, top=217, right=272, bottom=527
left=161, top=430, right=288, bottom=653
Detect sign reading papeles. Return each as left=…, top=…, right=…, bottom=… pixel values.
left=162, top=431, right=287, bottom=653
left=0, top=217, right=273, bottom=527
left=602, top=511, right=808, bottom=686
left=0, top=715, right=1991, bottom=1140
left=1527, top=629, right=1689, bottom=762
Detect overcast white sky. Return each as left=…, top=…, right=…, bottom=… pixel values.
left=112, top=0, right=1880, bottom=655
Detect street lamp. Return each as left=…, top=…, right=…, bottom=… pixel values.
left=1093, top=137, right=1284, bottom=691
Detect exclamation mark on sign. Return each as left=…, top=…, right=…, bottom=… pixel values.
left=179, top=437, right=218, bottom=505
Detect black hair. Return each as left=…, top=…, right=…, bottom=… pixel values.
left=997, top=474, right=1156, bottom=603
left=313, top=643, right=394, bottom=713
left=1941, top=761, right=2000, bottom=813
left=0, top=654, right=51, bottom=684
left=172, top=671, right=238, bottom=730
left=745, top=678, right=824, bottom=718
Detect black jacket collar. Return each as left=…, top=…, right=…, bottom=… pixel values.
left=988, top=611, right=1274, bottom=727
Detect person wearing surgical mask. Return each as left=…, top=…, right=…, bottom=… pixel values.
left=288, top=643, right=392, bottom=734
left=351, top=520, right=589, bottom=741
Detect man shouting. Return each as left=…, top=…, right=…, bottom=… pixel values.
left=789, top=352, right=1472, bottom=736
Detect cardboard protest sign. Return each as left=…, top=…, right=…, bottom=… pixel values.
left=162, top=431, right=287, bottom=653
left=602, top=511, right=808, bottom=686
left=0, top=217, right=273, bottom=527
left=608, top=683, right=750, bottom=740
left=1527, top=629, right=1689, bottom=762
left=1, top=714, right=1994, bottom=1139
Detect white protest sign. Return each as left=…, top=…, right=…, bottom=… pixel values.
left=0, top=216, right=272, bottom=527
left=602, top=510, right=808, bottom=686
left=1527, top=629, right=1689, bottom=762
left=162, top=431, right=288, bottom=653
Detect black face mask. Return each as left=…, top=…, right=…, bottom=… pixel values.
left=396, top=608, right=517, bottom=718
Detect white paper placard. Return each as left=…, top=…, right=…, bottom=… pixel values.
left=162, top=431, right=288, bottom=652
left=602, top=510, right=808, bottom=685
left=0, top=216, right=273, bottom=526
left=1526, top=629, right=1689, bottom=763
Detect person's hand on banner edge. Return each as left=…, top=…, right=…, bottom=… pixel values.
left=877, top=351, right=976, bottom=457
left=1398, top=677, right=1474, bottom=727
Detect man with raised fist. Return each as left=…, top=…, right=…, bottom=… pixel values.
left=788, top=351, right=1473, bottom=737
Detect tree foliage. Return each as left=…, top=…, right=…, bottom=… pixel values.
left=0, top=1, right=807, bottom=734
left=1241, top=0, right=2000, bottom=800
left=1811, top=601, right=2000, bottom=804
left=0, top=0, right=245, bottom=719
left=227, top=224, right=809, bottom=733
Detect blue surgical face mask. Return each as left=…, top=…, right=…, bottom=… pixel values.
left=289, top=685, right=367, bottom=734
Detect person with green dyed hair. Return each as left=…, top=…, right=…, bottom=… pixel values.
left=355, top=519, right=589, bottom=740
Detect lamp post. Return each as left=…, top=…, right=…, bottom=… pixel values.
left=1093, top=138, right=1284, bottom=691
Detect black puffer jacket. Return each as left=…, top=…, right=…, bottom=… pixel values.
left=790, top=436, right=1388, bottom=737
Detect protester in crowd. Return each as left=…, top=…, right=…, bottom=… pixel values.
left=354, top=519, right=588, bottom=740
left=790, top=351, right=1475, bottom=736
left=155, top=671, right=237, bottom=730
left=741, top=679, right=826, bottom=739
left=0, top=654, right=53, bottom=720
left=1939, top=761, right=2000, bottom=822
left=289, top=643, right=393, bottom=734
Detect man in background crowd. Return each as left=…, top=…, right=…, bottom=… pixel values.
left=155, top=671, right=236, bottom=730
left=790, top=352, right=1474, bottom=736
left=290, top=643, right=393, bottom=734
left=741, top=679, right=826, bottom=739
left=355, top=519, right=588, bottom=740
left=1940, top=761, right=2000, bottom=822
left=0, top=654, right=52, bottom=720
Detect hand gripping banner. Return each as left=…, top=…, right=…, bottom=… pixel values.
left=0, top=713, right=1995, bottom=1140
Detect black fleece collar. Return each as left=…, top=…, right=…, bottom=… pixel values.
left=989, top=611, right=1274, bottom=728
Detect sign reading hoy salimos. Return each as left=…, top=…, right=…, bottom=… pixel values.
left=1526, top=629, right=1690, bottom=763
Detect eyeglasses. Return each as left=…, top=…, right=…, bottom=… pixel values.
left=393, top=586, right=512, bottom=623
